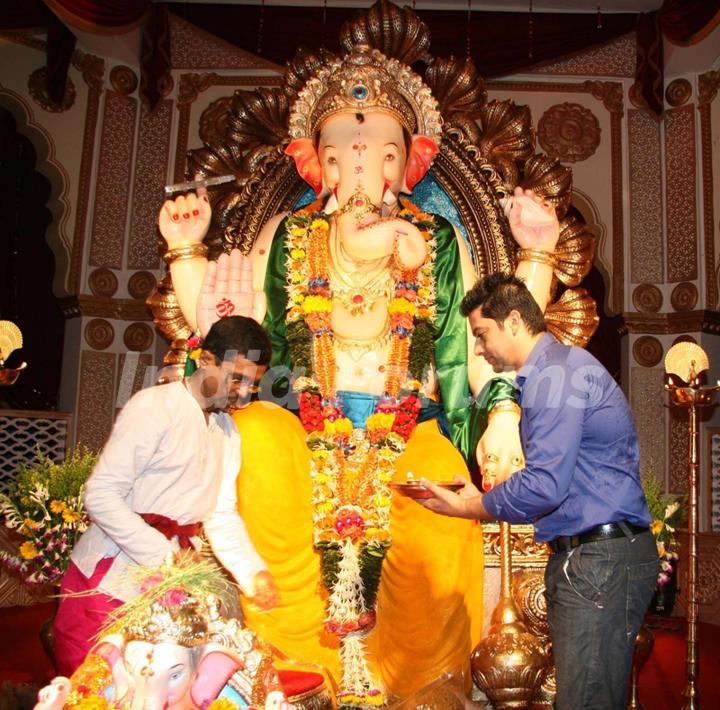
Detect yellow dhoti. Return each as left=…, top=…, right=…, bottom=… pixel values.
left=233, top=402, right=483, bottom=699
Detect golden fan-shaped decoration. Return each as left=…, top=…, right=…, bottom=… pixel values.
left=284, top=46, right=337, bottom=99
left=0, top=320, right=22, bottom=362
left=339, top=0, right=432, bottom=66
left=478, top=100, right=534, bottom=190
left=554, top=212, right=596, bottom=287
left=226, top=87, right=290, bottom=150
left=198, top=96, right=233, bottom=147
left=146, top=275, right=193, bottom=343
left=665, top=342, right=709, bottom=383
left=544, top=289, right=599, bottom=347
left=425, top=55, right=486, bottom=120
left=520, top=154, right=572, bottom=219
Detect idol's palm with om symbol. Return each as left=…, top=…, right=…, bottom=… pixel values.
left=160, top=187, right=265, bottom=335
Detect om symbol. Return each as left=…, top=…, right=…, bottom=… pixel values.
left=215, top=298, right=235, bottom=317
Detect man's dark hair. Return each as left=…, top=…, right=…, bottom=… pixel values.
left=460, top=272, right=547, bottom=335
left=202, top=316, right=272, bottom=366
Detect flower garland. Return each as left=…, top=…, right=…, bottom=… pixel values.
left=285, top=198, right=437, bottom=708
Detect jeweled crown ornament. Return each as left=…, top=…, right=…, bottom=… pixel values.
left=288, top=44, right=442, bottom=141
left=105, top=555, right=233, bottom=648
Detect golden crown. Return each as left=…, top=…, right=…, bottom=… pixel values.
left=288, top=45, right=442, bottom=141
left=122, top=595, right=211, bottom=647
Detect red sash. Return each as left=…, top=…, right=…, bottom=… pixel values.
left=140, top=513, right=201, bottom=550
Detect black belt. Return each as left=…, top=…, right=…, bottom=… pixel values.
left=548, top=522, right=649, bottom=553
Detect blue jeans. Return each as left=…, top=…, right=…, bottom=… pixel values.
left=544, top=530, right=658, bottom=709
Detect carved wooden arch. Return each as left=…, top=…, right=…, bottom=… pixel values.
left=153, top=0, right=597, bottom=351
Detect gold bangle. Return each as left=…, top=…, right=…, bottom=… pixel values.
left=163, top=244, right=208, bottom=264
left=516, top=248, right=557, bottom=268
left=488, top=399, right=521, bottom=422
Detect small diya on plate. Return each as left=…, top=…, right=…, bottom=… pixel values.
left=390, top=479, right=464, bottom=500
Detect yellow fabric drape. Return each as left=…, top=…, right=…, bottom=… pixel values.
left=233, top=403, right=483, bottom=699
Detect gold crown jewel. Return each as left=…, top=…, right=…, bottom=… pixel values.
left=288, top=45, right=442, bottom=142
left=123, top=596, right=210, bottom=647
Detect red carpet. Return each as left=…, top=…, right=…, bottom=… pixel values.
left=1, top=605, right=719, bottom=707
left=639, top=615, right=720, bottom=709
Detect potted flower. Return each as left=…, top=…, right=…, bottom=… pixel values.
left=0, top=447, right=97, bottom=587
left=642, top=464, right=687, bottom=616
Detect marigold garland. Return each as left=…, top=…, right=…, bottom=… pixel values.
left=285, top=199, right=437, bottom=707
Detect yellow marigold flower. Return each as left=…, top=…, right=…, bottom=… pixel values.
left=417, top=287, right=431, bottom=299
left=23, top=517, right=40, bottom=530
left=313, top=450, right=329, bottom=462
left=290, top=248, right=306, bottom=260
left=207, top=700, right=237, bottom=710
left=373, top=495, right=391, bottom=507
left=650, top=520, right=664, bottom=536
left=334, top=418, right=353, bottom=435
left=292, top=293, right=305, bottom=305
left=310, top=219, right=329, bottom=232
left=367, top=412, right=396, bottom=431
left=388, top=298, right=417, bottom=316
left=291, top=227, right=306, bottom=237
left=189, top=348, right=202, bottom=362
left=19, top=542, right=38, bottom=560
left=50, top=500, right=66, bottom=514
left=290, top=272, right=304, bottom=284
left=316, top=502, right=334, bottom=514
left=303, top=295, right=333, bottom=313
left=74, top=698, right=110, bottom=710
left=62, top=508, right=81, bottom=524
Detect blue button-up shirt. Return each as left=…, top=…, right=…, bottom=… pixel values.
left=482, top=333, right=651, bottom=542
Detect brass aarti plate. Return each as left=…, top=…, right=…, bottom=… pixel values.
left=390, top=480, right=464, bottom=500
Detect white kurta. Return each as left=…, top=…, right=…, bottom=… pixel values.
left=71, top=381, right=266, bottom=601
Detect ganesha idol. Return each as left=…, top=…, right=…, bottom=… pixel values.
left=155, top=18, right=575, bottom=706
left=34, top=558, right=299, bottom=710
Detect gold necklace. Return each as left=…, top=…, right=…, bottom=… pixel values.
left=328, top=226, right=394, bottom=316
left=334, top=322, right=392, bottom=361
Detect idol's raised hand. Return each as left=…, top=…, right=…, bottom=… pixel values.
left=502, top=186, right=559, bottom=253
left=476, top=409, right=525, bottom=491
left=197, top=249, right=267, bottom=336
left=159, top=186, right=211, bottom=249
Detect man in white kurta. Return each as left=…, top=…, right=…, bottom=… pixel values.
left=53, top=315, right=276, bottom=675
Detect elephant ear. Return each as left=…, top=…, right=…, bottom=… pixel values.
left=285, top=138, right=323, bottom=195
left=191, top=645, right=245, bottom=708
left=90, top=634, right=129, bottom=700
left=402, top=135, right=440, bottom=193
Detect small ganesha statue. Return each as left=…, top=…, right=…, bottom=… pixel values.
left=34, top=558, right=295, bottom=710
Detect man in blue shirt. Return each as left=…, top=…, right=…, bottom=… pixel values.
left=421, top=272, right=658, bottom=710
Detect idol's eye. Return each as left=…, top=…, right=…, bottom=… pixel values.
left=384, top=153, right=396, bottom=162
left=327, top=156, right=337, bottom=166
